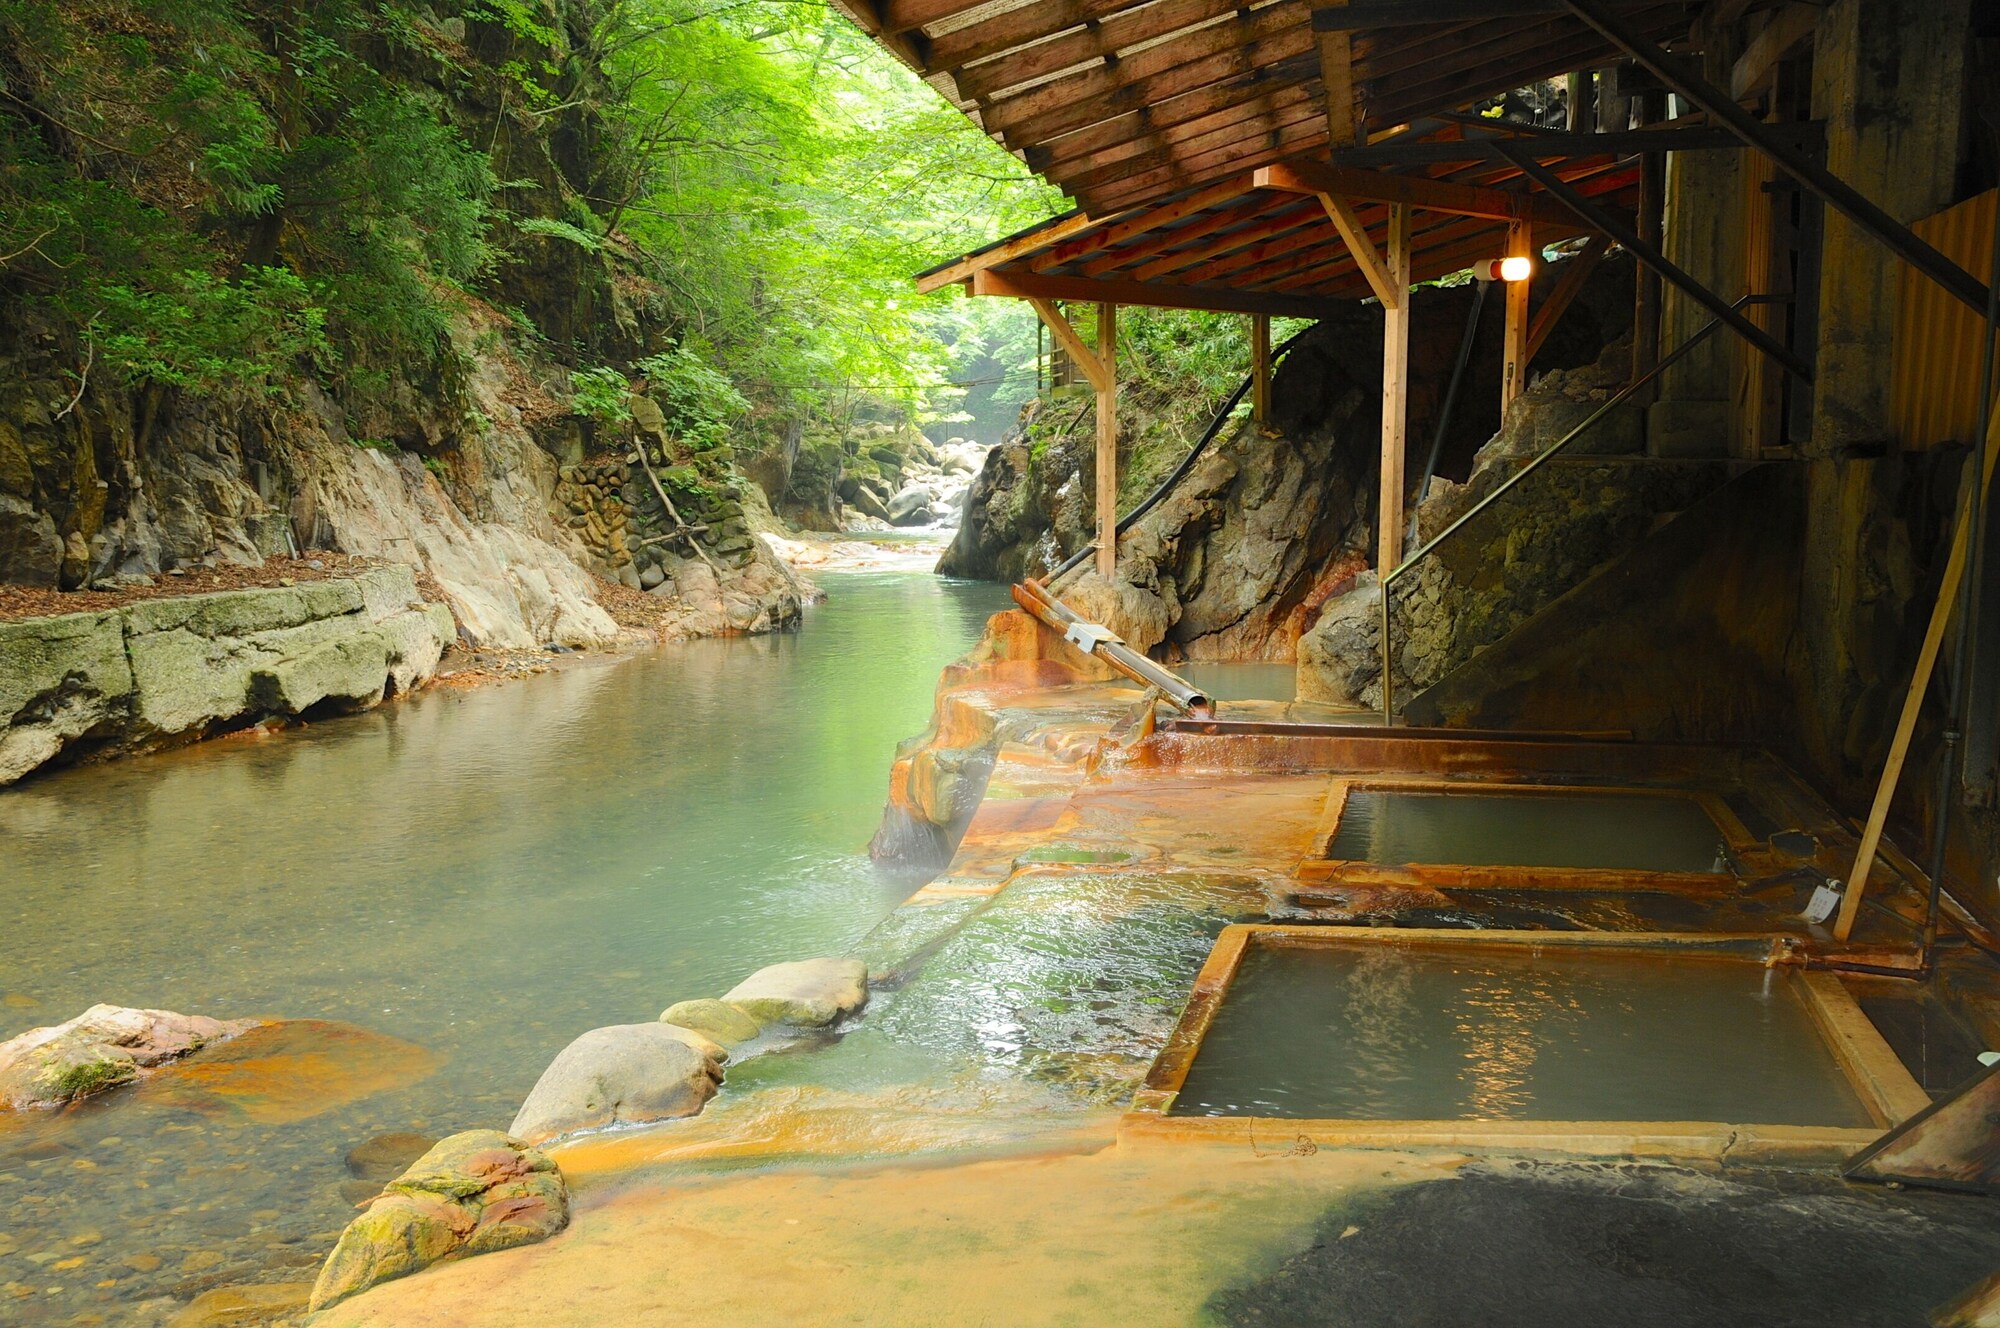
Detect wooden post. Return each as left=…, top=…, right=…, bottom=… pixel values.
left=1501, top=218, right=1533, bottom=414
left=1096, top=302, right=1118, bottom=579
left=1379, top=203, right=1411, bottom=575
left=1250, top=313, right=1272, bottom=426
left=1834, top=399, right=2000, bottom=940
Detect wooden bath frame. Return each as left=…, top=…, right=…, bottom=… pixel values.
left=1124, top=926, right=1932, bottom=1163
left=1294, top=777, right=1766, bottom=896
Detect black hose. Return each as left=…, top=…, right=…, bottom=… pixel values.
left=1049, top=325, right=1319, bottom=582
left=1414, top=280, right=1489, bottom=520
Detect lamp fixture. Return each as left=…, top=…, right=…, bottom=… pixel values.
left=1473, top=255, right=1534, bottom=283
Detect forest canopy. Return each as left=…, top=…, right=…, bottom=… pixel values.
left=0, top=0, right=1256, bottom=443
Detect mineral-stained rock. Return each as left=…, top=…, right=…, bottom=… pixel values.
left=721, top=957, right=868, bottom=1028
left=0, top=1004, right=260, bottom=1110
left=659, top=998, right=762, bottom=1048
left=508, top=1023, right=724, bottom=1144
left=309, top=1130, right=568, bottom=1312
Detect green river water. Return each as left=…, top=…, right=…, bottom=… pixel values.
left=0, top=570, right=1010, bottom=1322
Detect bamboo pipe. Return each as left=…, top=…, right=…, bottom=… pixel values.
left=1014, top=579, right=1211, bottom=715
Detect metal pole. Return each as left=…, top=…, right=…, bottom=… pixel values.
left=1561, top=0, right=1990, bottom=315
left=1492, top=142, right=1812, bottom=380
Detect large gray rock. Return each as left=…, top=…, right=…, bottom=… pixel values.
left=0, top=1004, right=260, bottom=1109
left=0, top=610, right=132, bottom=785
left=886, top=485, right=935, bottom=525
left=310, top=1130, right=568, bottom=1312
left=721, top=958, right=868, bottom=1028
left=0, top=565, right=455, bottom=785
left=508, top=1023, right=724, bottom=1144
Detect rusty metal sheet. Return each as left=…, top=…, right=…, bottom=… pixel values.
left=1846, top=1062, right=2000, bottom=1194
left=1892, top=188, right=2000, bottom=450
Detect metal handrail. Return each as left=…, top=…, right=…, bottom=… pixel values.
left=1377, top=293, right=1797, bottom=724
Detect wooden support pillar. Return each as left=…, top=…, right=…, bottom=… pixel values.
left=1501, top=218, right=1533, bottom=414
left=1095, top=302, right=1118, bottom=579
left=1021, top=296, right=1117, bottom=576
left=1250, top=314, right=1272, bottom=426
left=1379, top=203, right=1412, bottom=575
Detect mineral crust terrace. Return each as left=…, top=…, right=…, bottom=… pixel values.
left=311, top=603, right=2000, bottom=1327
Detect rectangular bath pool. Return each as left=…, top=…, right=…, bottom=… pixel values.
left=1130, top=928, right=1934, bottom=1159
left=1167, top=943, right=1872, bottom=1126
left=1325, top=786, right=1731, bottom=875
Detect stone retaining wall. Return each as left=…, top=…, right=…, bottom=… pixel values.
left=0, top=565, right=454, bottom=786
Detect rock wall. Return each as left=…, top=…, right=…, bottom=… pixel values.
left=0, top=299, right=808, bottom=650
left=0, top=564, right=453, bottom=785
left=941, top=253, right=1636, bottom=587
left=1298, top=346, right=1735, bottom=709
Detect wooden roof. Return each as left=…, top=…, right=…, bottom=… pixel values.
left=915, top=130, right=1643, bottom=317
left=842, top=0, right=1704, bottom=215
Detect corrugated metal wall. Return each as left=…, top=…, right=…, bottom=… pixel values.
left=1891, top=188, right=1998, bottom=449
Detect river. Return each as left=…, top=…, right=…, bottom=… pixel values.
left=0, top=569, right=1011, bottom=1321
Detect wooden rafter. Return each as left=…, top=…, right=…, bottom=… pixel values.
left=915, top=210, right=1106, bottom=293
left=971, top=267, right=1340, bottom=320
left=955, top=0, right=1267, bottom=102
left=1027, top=176, right=1255, bottom=273
left=1317, top=191, right=1398, bottom=307
left=1526, top=235, right=1608, bottom=360
left=1023, top=296, right=1112, bottom=394
left=1254, top=159, right=1571, bottom=226
left=1316, top=0, right=1363, bottom=150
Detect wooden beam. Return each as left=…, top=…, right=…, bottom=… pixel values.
left=1254, top=158, right=1571, bottom=226
left=1054, top=94, right=1325, bottom=189
left=971, top=267, right=1341, bottom=321
left=927, top=0, right=1162, bottom=73
left=1062, top=108, right=1328, bottom=197
left=1064, top=115, right=1328, bottom=202
left=954, top=0, right=1262, bottom=101
left=1502, top=218, right=1533, bottom=410
left=1525, top=235, right=1607, bottom=363
left=915, top=211, right=1105, bottom=293
left=1835, top=408, right=2000, bottom=940
left=1079, top=195, right=1300, bottom=278
left=1378, top=201, right=1412, bottom=575
left=1025, top=176, right=1255, bottom=274
left=1035, top=55, right=1322, bottom=176
left=1316, top=0, right=1363, bottom=150
left=878, top=0, right=987, bottom=37
left=1096, top=302, right=1119, bottom=578
left=1729, top=3, right=1820, bottom=100
left=1312, top=0, right=1642, bottom=27
left=1318, top=192, right=1397, bottom=307
left=980, top=7, right=1310, bottom=141
left=1133, top=201, right=1326, bottom=281
left=1022, top=296, right=1112, bottom=394
left=1332, top=122, right=1824, bottom=166
left=1251, top=314, right=1272, bottom=424
left=1034, top=79, right=1320, bottom=173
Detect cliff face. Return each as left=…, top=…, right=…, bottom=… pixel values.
left=0, top=1, right=800, bottom=646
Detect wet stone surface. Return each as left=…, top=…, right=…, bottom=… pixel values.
left=1209, top=1161, right=2000, bottom=1328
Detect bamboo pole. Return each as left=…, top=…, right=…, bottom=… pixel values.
left=1834, top=397, right=2000, bottom=939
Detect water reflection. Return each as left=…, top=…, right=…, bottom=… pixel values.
left=0, top=571, right=1009, bottom=1321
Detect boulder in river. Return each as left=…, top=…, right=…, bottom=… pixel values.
left=508, top=1022, right=724, bottom=1144
left=310, top=1129, right=568, bottom=1312
left=659, top=998, right=762, bottom=1048
left=721, top=958, right=868, bottom=1028
left=0, top=1004, right=260, bottom=1110
left=886, top=485, right=935, bottom=526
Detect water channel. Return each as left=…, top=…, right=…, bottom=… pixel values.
left=0, top=570, right=1010, bottom=1321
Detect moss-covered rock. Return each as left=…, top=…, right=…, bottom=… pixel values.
left=309, top=1130, right=568, bottom=1312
